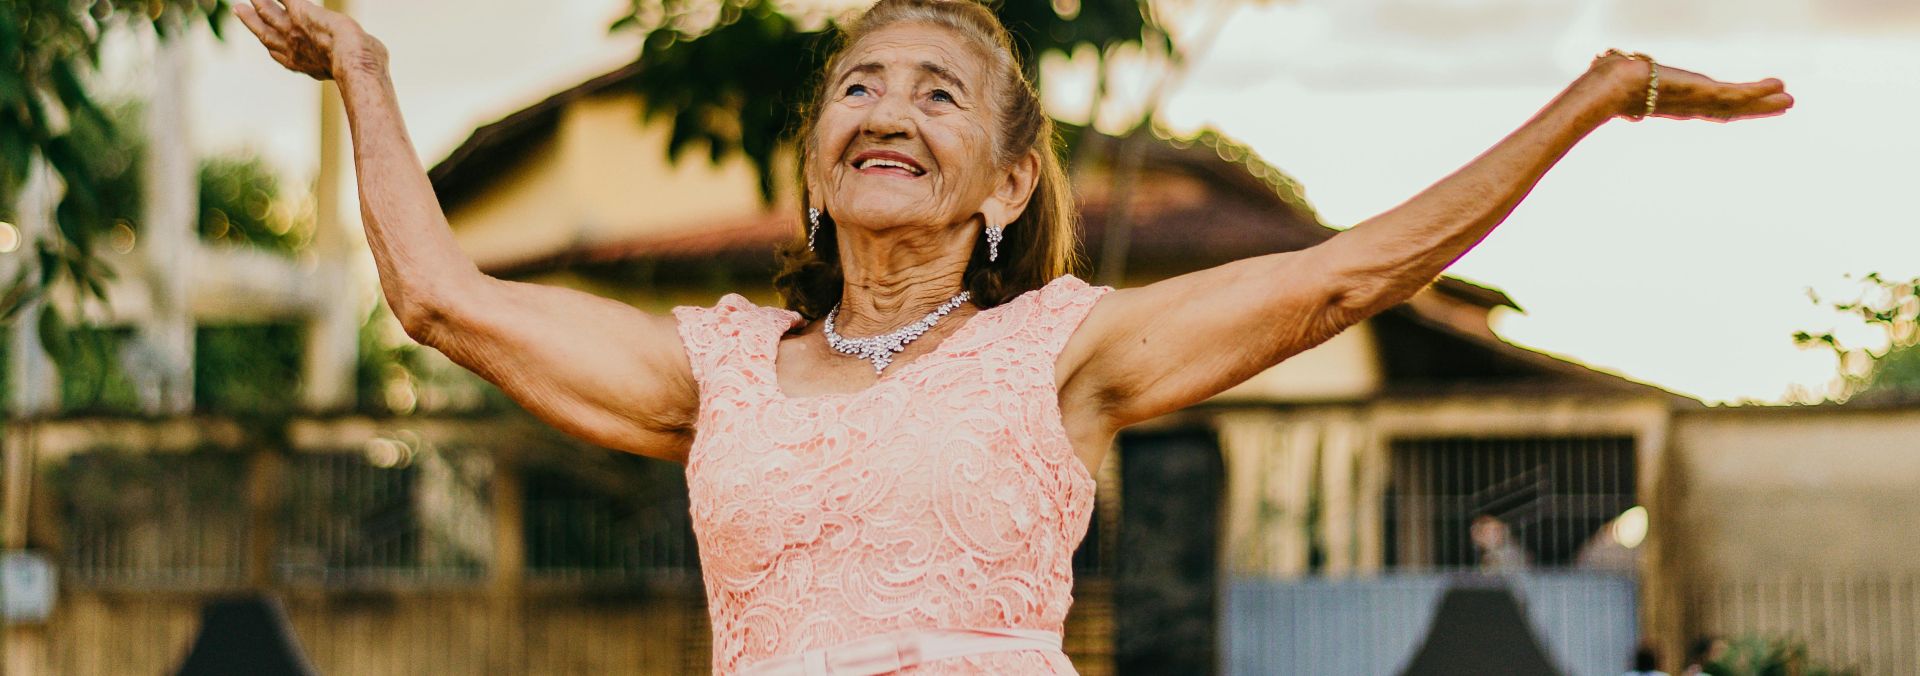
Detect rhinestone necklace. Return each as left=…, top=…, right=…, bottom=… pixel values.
left=824, top=290, right=972, bottom=373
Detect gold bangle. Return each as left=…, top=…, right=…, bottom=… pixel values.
left=1599, top=48, right=1659, bottom=121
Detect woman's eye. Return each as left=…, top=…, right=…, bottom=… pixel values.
left=845, top=84, right=871, bottom=97
left=930, top=89, right=954, bottom=103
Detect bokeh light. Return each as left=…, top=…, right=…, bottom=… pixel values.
left=0, top=220, right=19, bottom=253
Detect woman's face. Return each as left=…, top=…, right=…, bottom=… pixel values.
left=809, top=22, right=1009, bottom=237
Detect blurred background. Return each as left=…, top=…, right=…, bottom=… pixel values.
left=2, top=0, right=1917, bottom=674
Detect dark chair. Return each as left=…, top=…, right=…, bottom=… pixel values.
left=1398, top=583, right=1564, bottom=676
left=173, top=595, right=319, bottom=676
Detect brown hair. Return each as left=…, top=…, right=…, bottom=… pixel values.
left=773, top=0, right=1081, bottom=320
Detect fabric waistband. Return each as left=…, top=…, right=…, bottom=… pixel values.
left=737, top=627, right=1065, bottom=676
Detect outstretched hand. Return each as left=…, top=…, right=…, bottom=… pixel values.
left=232, top=0, right=380, bottom=81
left=1595, top=53, right=1794, bottom=123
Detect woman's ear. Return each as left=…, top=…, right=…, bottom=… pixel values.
left=978, top=149, right=1041, bottom=230
left=802, top=164, right=821, bottom=211
left=801, top=141, right=828, bottom=211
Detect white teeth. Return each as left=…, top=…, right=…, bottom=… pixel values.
left=856, top=158, right=922, bottom=174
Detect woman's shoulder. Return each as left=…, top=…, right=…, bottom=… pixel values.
left=671, top=292, right=802, bottom=336
left=1029, top=273, right=1114, bottom=314
left=979, top=274, right=1113, bottom=355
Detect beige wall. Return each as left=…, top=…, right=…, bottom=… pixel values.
left=1669, top=405, right=1920, bottom=673
left=1672, top=406, right=1920, bottom=575
left=447, top=95, right=783, bottom=271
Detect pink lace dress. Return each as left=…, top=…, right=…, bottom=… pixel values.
left=672, top=274, right=1113, bottom=674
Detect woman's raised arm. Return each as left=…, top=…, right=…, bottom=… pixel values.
left=234, top=0, right=699, bottom=461
left=1060, top=53, right=1792, bottom=431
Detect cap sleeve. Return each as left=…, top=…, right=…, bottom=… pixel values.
left=1031, top=274, right=1114, bottom=359
left=671, top=294, right=795, bottom=395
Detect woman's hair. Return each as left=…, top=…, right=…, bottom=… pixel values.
left=773, top=0, right=1081, bottom=319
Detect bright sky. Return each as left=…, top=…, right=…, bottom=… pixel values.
left=114, top=0, right=1920, bottom=405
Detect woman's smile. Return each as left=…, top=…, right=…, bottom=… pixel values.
left=850, top=148, right=928, bottom=178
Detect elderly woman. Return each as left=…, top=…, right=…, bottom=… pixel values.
left=235, top=0, right=1791, bottom=673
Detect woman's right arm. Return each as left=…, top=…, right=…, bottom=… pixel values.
left=235, top=0, right=699, bottom=462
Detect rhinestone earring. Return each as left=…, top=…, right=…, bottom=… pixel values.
left=985, top=224, right=1004, bottom=262
left=807, top=208, right=821, bottom=252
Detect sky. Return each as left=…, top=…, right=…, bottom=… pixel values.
left=110, top=0, right=1920, bottom=405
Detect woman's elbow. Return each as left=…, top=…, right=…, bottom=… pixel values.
left=390, top=296, right=446, bottom=345
left=388, top=280, right=473, bottom=347
left=1316, top=275, right=1404, bottom=338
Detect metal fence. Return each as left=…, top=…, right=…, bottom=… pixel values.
left=1385, top=435, right=1640, bottom=571
left=279, top=449, right=490, bottom=584
left=41, top=424, right=1119, bottom=674
left=524, top=454, right=700, bottom=583
left=1690, top=572, right=1920, bottom=675
left=57, top=449, right=250, bottom=588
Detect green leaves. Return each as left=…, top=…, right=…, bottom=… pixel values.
left=607, top=0, right=1167, bottom=202
left=1707, top=634, right=1859, bottom=676
left=1795, top=272, right=1920, bottom=401
left=1, top=0, right=229, bottom=326
left=198, top=154, right=310, bottom=252
left=35, top=302, right=69, bottom=366
left=614, top=1, right=822, bottom=201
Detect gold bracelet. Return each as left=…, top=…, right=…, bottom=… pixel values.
left=1599, top=48, right=1659, bottom=121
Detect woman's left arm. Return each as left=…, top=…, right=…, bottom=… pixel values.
left=1064, top=54, right=1793, bottom=429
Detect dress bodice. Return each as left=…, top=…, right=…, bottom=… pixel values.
left=671, top=274, right=1112, bottom=674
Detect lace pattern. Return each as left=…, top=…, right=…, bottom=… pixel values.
left=671, top=275, right=1112, bottom=674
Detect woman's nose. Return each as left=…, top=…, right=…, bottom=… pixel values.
left=860, top=91, right=915, bottom=139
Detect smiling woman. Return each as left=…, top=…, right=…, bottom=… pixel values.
left=777, top=0, right=1079, bottom=324
left=229, top=0, right=1792, bottom=672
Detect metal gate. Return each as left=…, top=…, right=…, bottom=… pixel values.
left=1223, top=433, right=1646, bottom=676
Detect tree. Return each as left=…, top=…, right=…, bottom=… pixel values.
left=1, top=0, right=229, bottom=324
left=18, top=98, right=311, bottom=413
left=1793, top=272, right=1920, bottom=402
left=66, top=100, right=312, bottom=254
left=607, top=0, right=1170, bottom=200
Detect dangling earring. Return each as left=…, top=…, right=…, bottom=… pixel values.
left=807, top=208, right=821, bottom=252
left=985, top=223, right=1004, bottom=263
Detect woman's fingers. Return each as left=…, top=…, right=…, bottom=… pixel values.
left=1728, top=80, right=1793, bottom=117
left=276, top=0, right=340, bottom=38
left=234, top=0, right=335, bottom=79
left=279, top=0, right=313, bottom=20
left=232, top=3, right=272, bottom=40
left=1651, top=69, right=1792, bottom=122
left=249, top=0, right=294, bottom=32
left=1671, top=92, right=1792, bottom=123
left=232, top=3, right=289, bottom=53
left=1748, top=92, right=1795, bottom=118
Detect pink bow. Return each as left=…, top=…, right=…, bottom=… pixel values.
left=740, top=627, right=1063, bottom=676
left=800, top=633, right=924, bottom=675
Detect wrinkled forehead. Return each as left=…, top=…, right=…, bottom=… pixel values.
left=833, top=21, right=995, bottom=93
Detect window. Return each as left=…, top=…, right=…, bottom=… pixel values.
left=1384, top=435, right=1638, bottom=570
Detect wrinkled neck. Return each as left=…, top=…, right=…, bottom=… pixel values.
left=833, top=223, right=976, bottom=335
